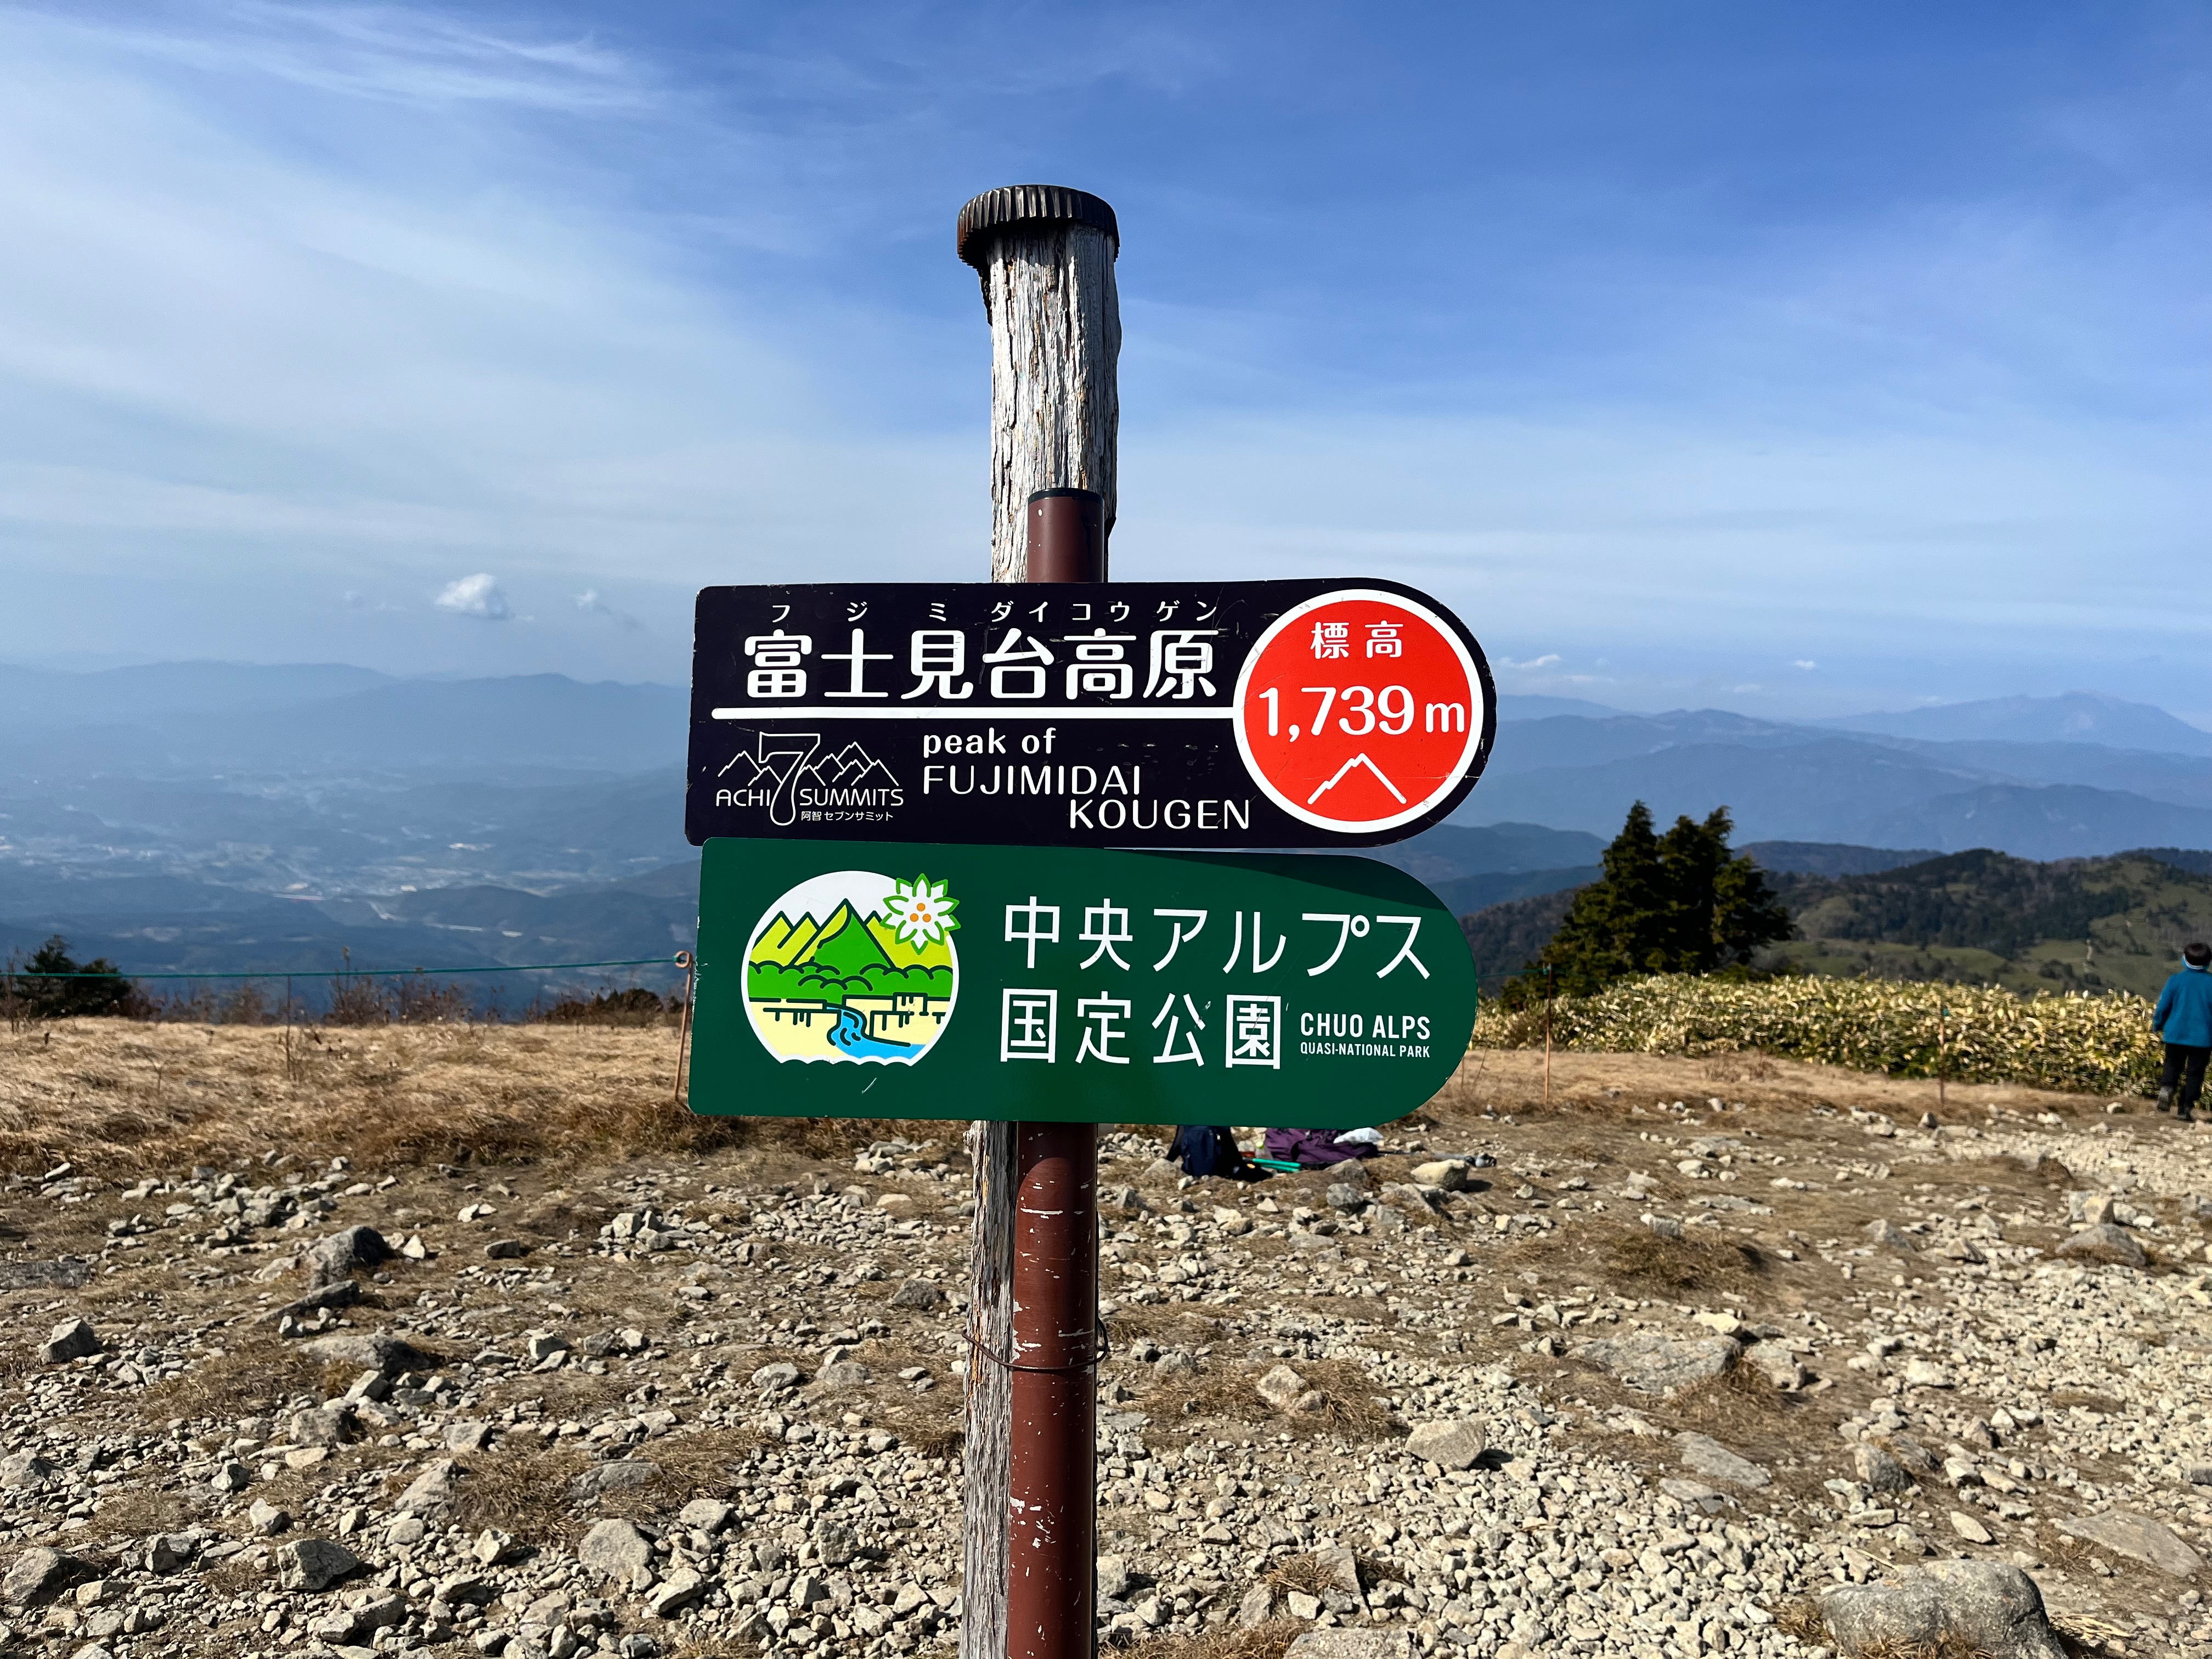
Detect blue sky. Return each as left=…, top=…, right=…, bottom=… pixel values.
left=1, top=1, right=2206, bottom=719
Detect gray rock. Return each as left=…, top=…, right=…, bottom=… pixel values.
left=1313, top=1542, right=1364, bottom=1601
left=436, top=1570, right=495, bottom=1605
left=0, top=1451, right=53, bottom=1489
left=1097, top=1554, right=1131, bottom=1600
left=647, top=1567, right=707, bottom=1616
left=2070, top=1192, right=2118, bottom=1226
left=2055, top=1510, right=2204, bottom=1577
left=569, top=1460, right=659, bottom=1501
left=1256, top=1364, right=1307, bottom=1410
left=751, top=1361, right=802, bottom=1391
left=1403, top=1420, right=1486, bottom=1471
left=1882, top=1434, right=1939, bottom=1474
left=0, top=1260, right=88, bottom=1290
left=578, top=1519, right=654, bottom=1580
left=307, top=1225, right=391, bottom=1284
left=2056, top=1223, right=2146, bottom=1268
left=1675, top=1432, right=1770, bottom=1489
left=1746, top=1344, right=1807, bottom=1390
left=1409, top=1159, right=1468, bottom=1190
left=445, top=1420, right=493, bottom=1453
left=1822, top=1560, right=2066, bottom=1659
left=888, top=1278, right=943, bottom=1311
left=678, top=1498, right=733, bottom=1533
left=290, top=1405, right=356, bottom=1447
left=1852, top=1442, right=1913, bottom=1494
left=2, top=1546, right=78, bottom=1606
left=1659, top=1478, right=1728, bottom=1514
left=815, top=1520, right=859, bottom=1567
left=1572, top=1330, right=1740, bottom=1396
left=301, top=1331, right=430, bottom=1376
left=273, top=1279, right=361, bottom=1322
left=39, top=1317, right=100, bottom=1364
left=1864, top=1219, right=1916, bottom=1251
left=1237, top=1584, right=1274, bottom=1629
left=146, top=1534, right=195, bottom=1573
left=247, top=1498, right=292, bottom=1536
left=1283, top=1632, right=1413, bottom=1658
left=1324, top=1183, right=1367, bottom=1212
left=277, top=1538, right=362, bottom=1593
left=817, top=1361, right=873, bottom=1389
left=483, top=1238, right=529, bottom=1260
left=393, top=1458, right=461, bottom=1516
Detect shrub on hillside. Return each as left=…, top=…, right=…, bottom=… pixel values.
left=541, top=987, right=670, bottom=1026
left=3, top=936, right=133, bottom=1021
left=1474, top=973, right=2160, bottom=1097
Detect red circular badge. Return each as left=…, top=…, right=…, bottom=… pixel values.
left=1232, top=589, right=1486, bottom=832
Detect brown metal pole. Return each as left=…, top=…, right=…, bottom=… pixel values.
left=1007, top=1121, right=1099, bottom=1658
left=1002, top=490, right=1104, bottom=1659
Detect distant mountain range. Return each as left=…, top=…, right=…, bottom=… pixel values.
left=5, top=665, right=2212, bottom=992
left=1468, top=691, right=2212, bottom=859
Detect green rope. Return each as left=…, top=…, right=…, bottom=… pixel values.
left=5, top=956, right=684, bottom=982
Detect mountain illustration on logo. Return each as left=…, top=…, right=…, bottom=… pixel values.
left=715, top=736, right=903, bottom=827
left=743, top=871, right=957, bottom=1065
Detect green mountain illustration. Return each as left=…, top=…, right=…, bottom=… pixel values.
left=807, top=904, right=894, bottom=976
left=751, top=912, right=825, bottom=967
left=749, top=899, right=954, bottom=1006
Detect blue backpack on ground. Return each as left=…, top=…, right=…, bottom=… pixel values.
left=1168, top=1125, right=1244, bottom=1179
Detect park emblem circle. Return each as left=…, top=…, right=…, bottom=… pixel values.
left=1233, top=588, right=1486, bottom=833
left=741, top=868, right=961, bottom=1065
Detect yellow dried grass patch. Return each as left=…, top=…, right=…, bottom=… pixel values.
left=1475, top=974, right=2159, bottom=1096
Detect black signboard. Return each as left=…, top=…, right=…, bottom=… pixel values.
left=686, top=579, right=1495, bottom=849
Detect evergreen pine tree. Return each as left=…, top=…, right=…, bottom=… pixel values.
left=1530, top=803, right=1790, bottom=994
left=10, top=936, right=133, bottom=1019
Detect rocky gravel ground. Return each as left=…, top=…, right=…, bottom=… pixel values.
left=0, top=1029, right=2209, bottom=1659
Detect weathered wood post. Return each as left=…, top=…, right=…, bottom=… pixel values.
left=956, top=183, right=1119, bottom=1659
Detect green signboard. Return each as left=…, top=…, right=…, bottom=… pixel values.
left=687, top=838, right=1475, bottom=1127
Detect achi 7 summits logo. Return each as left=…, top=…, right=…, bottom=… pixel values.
left=713, top=733, right=905, bottom=827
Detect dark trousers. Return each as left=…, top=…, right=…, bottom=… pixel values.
left=2160, top=1043, right=2209, bottom=1114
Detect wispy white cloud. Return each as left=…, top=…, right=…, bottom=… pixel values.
left=1792, top=659, right=1816, bottom=670
left=1500, top=653, right=1562, bottom=670
left=434, top=573, right=511, bottom=620
left=575, top=588, right=642, bottom=630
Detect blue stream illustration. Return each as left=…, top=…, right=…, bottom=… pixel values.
left=826, top=1005, right=917, bottom=1061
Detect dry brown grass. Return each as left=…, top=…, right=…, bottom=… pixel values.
left=1117, top=1622, right=1303, bottom=1659
left=0, top=1020, right=963, bottom=1177
left=137, top=1333, right=332, bottom=1422
left=1774, top=1598, right=1826, bottom=1643
left=79, top=1483, right=199, bottom=1547
left=445, top=1441, right=595, bottom=1544
left=1262, top=1552, right=1338, bottom=1597
left=1594, top=1227, right=1772, bottom=1294
left=2045, top=1390, right=2125, bottom=1416
left=1141, top=1357, right=1399, bottom=1446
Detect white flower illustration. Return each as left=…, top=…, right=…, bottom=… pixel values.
left=883, top=874, right=958, bottom=947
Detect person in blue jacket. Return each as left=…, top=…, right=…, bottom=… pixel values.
left=2152, top=942, right=2212, bottom=1122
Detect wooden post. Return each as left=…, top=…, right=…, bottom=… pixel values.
left=957, top=184, right=1119, bottom=1659
left=960, top=185, right=1120, bottom=583
left=1937, top=1006, right=1947, bottom=1111
left=1543, top=964, right=1554, bottom=1105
